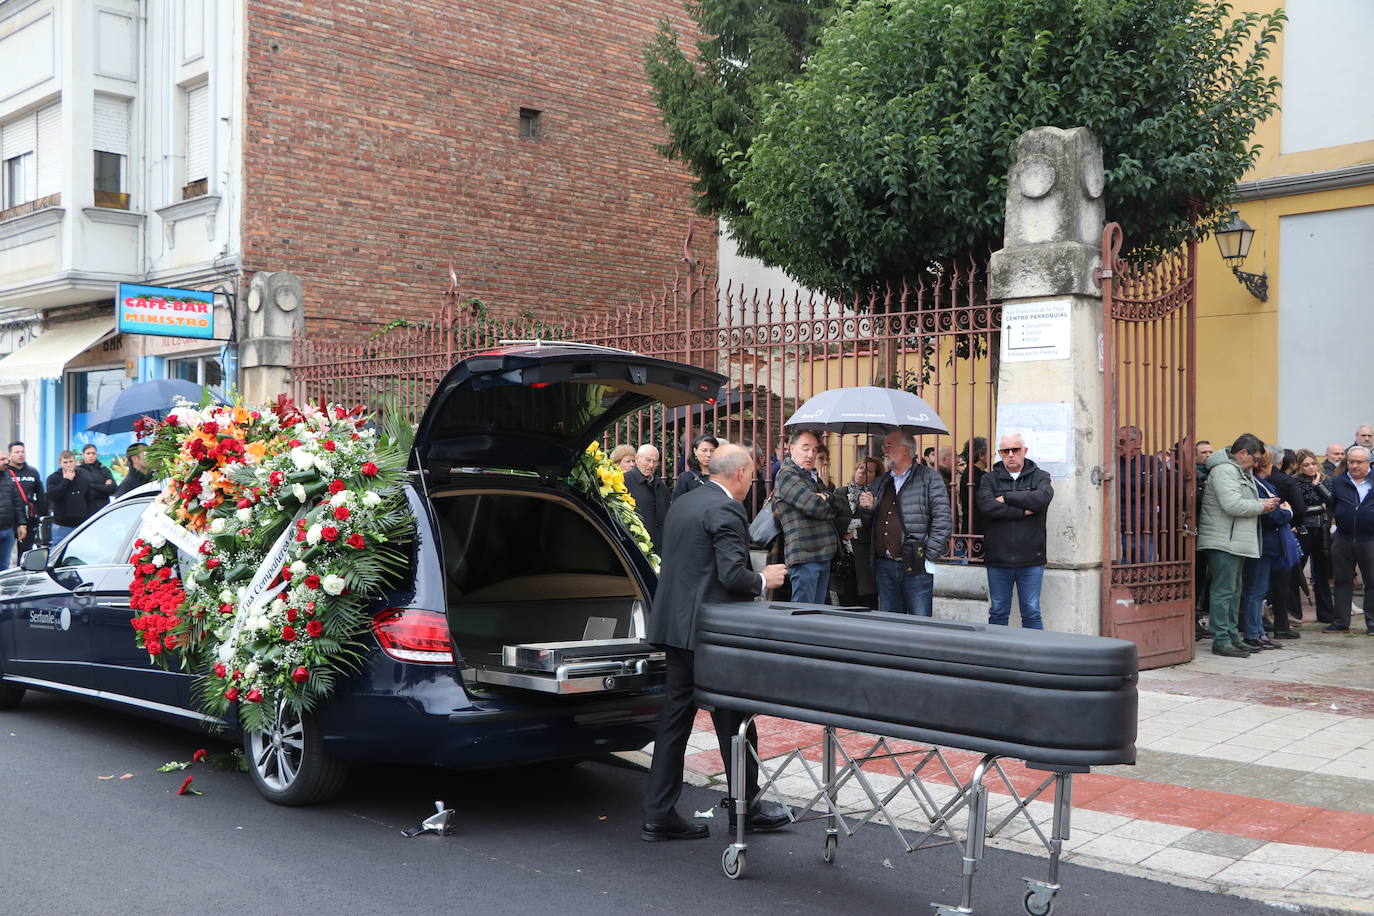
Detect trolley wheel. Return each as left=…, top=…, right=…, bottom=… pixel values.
left=1023, top=889, right=1055, bottom=916
left=722, top=846, right=747, bottom=879
left=823, top=834, right=838, bottom=863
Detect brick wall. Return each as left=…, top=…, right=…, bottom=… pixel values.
left=241, top=0, right=716, bottom=333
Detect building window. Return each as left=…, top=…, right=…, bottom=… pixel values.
left=94, top=95, right=130, bottom=209
left=184, top=83, right=209, bottom=199
left=519, top=108, right=541, bottom=139
left=2, top=152, right=34, bottom=209
left=169, top=353, right=224, bottom=389
left=0, top=104, right=60, bottom=215
left=69, top=367, right=133, bottom=443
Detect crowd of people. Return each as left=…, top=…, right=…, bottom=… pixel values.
left=1198, top=425, right=1374, bottom=657
left=613, top=428, right=1051, bottom=628
left=0, top=441, right=149, bottom=569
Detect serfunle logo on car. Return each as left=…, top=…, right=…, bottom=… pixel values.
left=26, top=607, right=71, bottom=631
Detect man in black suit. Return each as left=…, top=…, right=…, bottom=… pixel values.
left=624, top=444, right=670, bottom=549
left=641, top=443, right=788, bottom=841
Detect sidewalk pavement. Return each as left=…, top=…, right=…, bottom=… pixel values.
left=627, top=620, right=1374, bottom=914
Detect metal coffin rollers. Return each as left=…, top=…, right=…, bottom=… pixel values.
left=693, top=603, right=1139, bottom=768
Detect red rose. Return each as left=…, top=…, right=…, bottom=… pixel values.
left=361, top=461, right=379, bottom=477
left=246, top=688, right=263, bottom=703
left=304, top=575, right=321, bottom=590
left=206, top=557, right=221, bottom=569
left=213, top=662, right=227, bottom=678
left=286, top=607, right=298, bottom=621
left=219, top=602, right=234, bottom=615
left=292, top=666, right=309, bottom=683
left=281, top=625, right=297, bottom=642
left=320, top=526, right=339, bottom=541
left=224, top=686, right=239, bottom=702
left=192, top=748, right=208, bottom=762
left=322, top=440, right=336, bottom=452
left=346, top=533, right=366, bottom=550
left=333, top=505, right=350, bottom=521
left=269, top=471, right=285, bottom=486
left=232, top=669, right=243, bottom=681
left=237, top=497, right=253, bottom=509
left=328, top=479, right=346, bottom=494
left=305, top=601, right=317, bottom=614
left=288, top=439, right=302, bottom=448
left=295, top=530, right=306, bottom=542
left=305, top=619, right=323, bottom=638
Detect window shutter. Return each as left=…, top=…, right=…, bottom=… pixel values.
left=36, top=104, right=61, bottom=198
left=1, top=112, right=36, bottom=160
left=185, top=83, right=209, bottom=182
left=93, top=97, right=127, bottom=155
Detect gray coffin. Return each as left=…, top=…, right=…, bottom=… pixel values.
left=693, top=603, right=1138, bottom=768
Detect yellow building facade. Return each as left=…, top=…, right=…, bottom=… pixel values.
left=1196, top=0, right=1374, bottom=452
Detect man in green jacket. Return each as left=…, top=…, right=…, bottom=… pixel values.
left=1197, top=433, right=1281, bottom=657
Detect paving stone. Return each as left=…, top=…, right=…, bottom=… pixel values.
left=1241, top=841, right=1341, bottom=868
left=1211, top=859, right=1311, bottom=889
left=1285, top=869, right=1374, bottom=898
left=1173, top=829, right=1266, bottom=859
left=1138, top=846, right=1234, bottom=880
left=1104, top=819, right=1196, bottom=845
left=1072, top=834, right=1166, bottom=865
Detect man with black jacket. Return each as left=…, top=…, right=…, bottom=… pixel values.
left=975, top=433, right=1054, bottom=629
left=1329, top=446, right=1374, bottom=633
left=7, top=441, right=43, bottom=554
left=1264, top=448, right=1305, bottom=638
left=113, top=444, right=151, bottom=498
left=0, top=454, right=25, bottom=568
left=624, top=444, right=670, bottom=550
left=46, top=451, right=89, bottom=544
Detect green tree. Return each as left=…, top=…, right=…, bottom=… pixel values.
left=644, top=0, right=839, bottom=244
left=707, top=0, right=1283, bottom=294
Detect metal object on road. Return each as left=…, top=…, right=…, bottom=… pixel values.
left=401, top=800, right=455, bottom=837
left=83, top=378, right=221, bottom=434
left=784, top=386, right=949, bottom=437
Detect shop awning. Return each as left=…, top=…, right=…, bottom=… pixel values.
left=0, top=317, right=117, bottom=382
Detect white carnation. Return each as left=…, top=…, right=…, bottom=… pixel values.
left=329, top=490, right=350, bottom=507
left=290, top=560, right=307, bottom=575
left=271, top=597, right=287, bottom=615
left=314, top=461, right=333, bottom=478
left=290, top=448, right=315, bottom=471
left=209, top=517, right=226, bottom=535
left=321, top=574, right=346, bottom=596
left=151, top=554, right=166, bottom=568
left=219, top=589, right=235, bottom=604
left=217, top=641, right=235, bottom=663
left=149, top=534, right=167, bottom=549
left=236, top=507, right=253, bottom=522
left=306, top=524, right=323, bottom=546
left=362, top=491, right=382, bottom=508
left=292, top=483, right=308, bottom=502
left=244, top=662, right=259, bottom=679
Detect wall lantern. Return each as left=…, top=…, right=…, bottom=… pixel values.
left=1214, top=211, right=1269, bottom=302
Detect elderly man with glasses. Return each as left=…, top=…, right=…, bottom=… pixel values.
left=863, top=430, right=952, bottom=615
left=974, top=433, right=1054, bottom=629
left=1328, top=445, right=1374, bottom=633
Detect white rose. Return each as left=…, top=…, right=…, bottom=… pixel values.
left=149, top=534, right=167, bottom=549
left=321, top=574, right=346, bottom=596
left=220, top=589, right=235, bottom=604
left=271, top=597, right=287, bottom=615
left=362, top=491, right=382, bottom=508
left=236, top=507, right=253, bottom=522
left=290, top=448, right=315, bottom=471
left=185, top=577, right=199, bottom=592
left=151, top=554, right=166, bottom=568
left=292, top=483, right=308, bottom=503
left=290, top=560, right=307, bottom=575
left=329, top=490, right=350, bottom=507
left=244, top=662, right=259, bottom=679
left=209, top=517, right=226, bottom=535
left=217, top=641, right=235, bottom=663
left=306, top=524, right=323, bottom=546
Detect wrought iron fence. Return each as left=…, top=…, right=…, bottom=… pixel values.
left=292, top=237, right=1002, bottom=560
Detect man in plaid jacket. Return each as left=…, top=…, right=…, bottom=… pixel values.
left=773, top=430, right=838, bottom=603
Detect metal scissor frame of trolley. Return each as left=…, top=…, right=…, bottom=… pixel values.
left=720, top=718, right=1079, bottom=916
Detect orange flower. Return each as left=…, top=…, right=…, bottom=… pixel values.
left=244, top=440, right=268, bottom=464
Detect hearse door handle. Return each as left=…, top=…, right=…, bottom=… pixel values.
left=71, top=582, right=95, bottom=597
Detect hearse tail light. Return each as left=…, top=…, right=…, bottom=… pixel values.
left=372, top=608, right=455, bottom=665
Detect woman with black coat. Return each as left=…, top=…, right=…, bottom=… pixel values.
left=76, top=444, right=116, bottom=520
left=1292, top=448, right=1335, bottom=624
left=672, top=434, right=718, bottom=499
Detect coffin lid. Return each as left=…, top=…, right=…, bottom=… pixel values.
left=413, top=344, right=726, bottom=475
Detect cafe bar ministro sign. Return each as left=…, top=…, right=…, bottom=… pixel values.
left=117, top=283, right=215, bottom=339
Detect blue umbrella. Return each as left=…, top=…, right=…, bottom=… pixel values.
left=82, top=379, right=222, bottom=434
left=784, top=386, right=948, bottom=436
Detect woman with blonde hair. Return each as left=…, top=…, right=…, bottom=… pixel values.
left=1292, top=448, right=1334, bottom=624
left=609, top=444, right=637, bottom=473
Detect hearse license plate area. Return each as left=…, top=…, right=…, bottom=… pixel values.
left=467, top=637, right=666, bottom=694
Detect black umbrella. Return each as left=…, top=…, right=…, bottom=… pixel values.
left=83, top=379, right=221, bottom=434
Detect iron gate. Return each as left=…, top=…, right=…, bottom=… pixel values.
left=1097, top=222, right=1198, bottom=669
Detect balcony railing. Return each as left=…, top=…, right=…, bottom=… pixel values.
left=93, top=190, right=130, bottom=210
left=182, top=179, right=208, bottom=200
left=0, top=193, right=62, bottom=223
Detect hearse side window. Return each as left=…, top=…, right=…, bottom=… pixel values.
left=55, top=501, right=148, bottom=568
left=434, top=493, right=624, bottom=596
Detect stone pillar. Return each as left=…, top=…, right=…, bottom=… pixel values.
left=239, top=271, right=304, bottom=403
left=984, top=126, right=1107, bottom=635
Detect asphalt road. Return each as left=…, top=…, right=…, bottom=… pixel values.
left=2, top=692, right=1287, bottom=916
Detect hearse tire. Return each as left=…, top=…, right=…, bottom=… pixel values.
left=243, top=706, right=348, bottom=806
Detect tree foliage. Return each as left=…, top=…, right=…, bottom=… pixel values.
left=644, top=0, right=839, bottom=243
left=655, top=0, right=1284, bottom=295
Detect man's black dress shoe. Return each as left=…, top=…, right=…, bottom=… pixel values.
left=1212, top=644, right=1250, bottom=658
left=1324, top=625, right=1350, bottom=632
left=1273, top=629, right=1300, bottom=639
left=727, top=799, right=792, bottom=832
left=641, top=811, right=709, bottom=842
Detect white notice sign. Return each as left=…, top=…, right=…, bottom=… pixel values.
left=1001, top=299, right=1071, bottom=362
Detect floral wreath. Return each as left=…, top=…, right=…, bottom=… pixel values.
left=570, top=443, right=659, bottom=572
left=128, top=395, right=412, bottom=733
